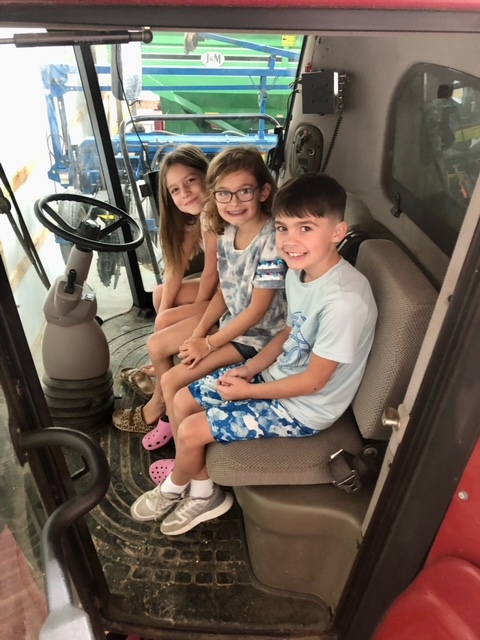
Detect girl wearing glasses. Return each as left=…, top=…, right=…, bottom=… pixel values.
left=177, top=146, right=287, bottom=370
left=115, top=147, right=286, bottom=486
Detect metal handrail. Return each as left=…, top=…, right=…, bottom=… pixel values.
left=19, top=427, right=110, bottom=640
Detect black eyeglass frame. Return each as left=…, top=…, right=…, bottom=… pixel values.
left=213, top=185, right=261, bottom=203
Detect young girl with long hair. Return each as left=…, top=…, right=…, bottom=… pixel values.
left=119, top=145, right=218, bottom=391
left=114, top=146, right=287, bottom=485
left=154, top=145, right=217, bottom=326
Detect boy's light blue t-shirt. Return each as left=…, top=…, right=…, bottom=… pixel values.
left=218, top=218, right=287, bottom=352
left=263, top=258, right=378, bottom=431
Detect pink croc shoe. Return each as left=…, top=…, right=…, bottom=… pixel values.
left=142, top=418, right=173, bottom=451
left=149, top=459, right=175, bottom=485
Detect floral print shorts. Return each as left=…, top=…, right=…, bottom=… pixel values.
left=188, top=365, right=318, bottom=443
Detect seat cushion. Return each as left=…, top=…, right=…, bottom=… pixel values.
left=207, top=409, right=363, bottom=486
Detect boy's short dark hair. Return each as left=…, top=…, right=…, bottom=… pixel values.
left=273, top=172, right=346, bottom=221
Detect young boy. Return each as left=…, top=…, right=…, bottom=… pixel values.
left=130, top=172, right=378, bottom=535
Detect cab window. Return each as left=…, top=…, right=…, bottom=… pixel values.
left=387, top=63, right=480, bottom=256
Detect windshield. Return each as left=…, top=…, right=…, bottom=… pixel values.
left=0, top=29, right=302, bottom=329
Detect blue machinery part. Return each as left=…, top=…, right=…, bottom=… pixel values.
left=42, top=32, right=299, bottom=193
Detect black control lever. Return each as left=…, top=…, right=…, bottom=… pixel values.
left=64, top=269, right=77, bottom=294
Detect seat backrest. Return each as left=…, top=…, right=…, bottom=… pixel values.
left=344, top=193, right=376, bottom=232
left=352, top=239, right=438, bottom=440
left=339, top=195, right=390, bottom=265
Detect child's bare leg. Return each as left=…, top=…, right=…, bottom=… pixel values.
left=152, top=283, right=163, bottom=313
left=140, top=313, right=206, bottom=424
left=172, top=386, right=210, bottom=479
left=155, top=299, right=210, bottom=332
left=143, top=282, right=202, bottom=376
left=161, top=345, right=243, bottom=437
left=171, top=385, right=205, bottom=436
left=171, top=411, right=215, bottom=485
left=153, top=279, right=200, bottom=316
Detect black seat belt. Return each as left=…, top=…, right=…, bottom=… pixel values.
left=328, top=443, right=387, bottom=494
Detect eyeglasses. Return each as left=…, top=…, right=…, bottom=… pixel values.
left=213, top=185, right=260, bottom=204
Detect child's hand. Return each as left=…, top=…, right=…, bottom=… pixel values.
left=221, top=363, right=253, bottom=382
left=217, top=375, right=251, bottom=401
left=178, top=337, right=210, bottom=368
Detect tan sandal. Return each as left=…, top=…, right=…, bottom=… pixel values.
left=112, top=406, right=154, bottom=433
left=119, top=367, right=155, bottom=400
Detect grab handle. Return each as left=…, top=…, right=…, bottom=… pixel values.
left=19, top=427, right=110, bottom=640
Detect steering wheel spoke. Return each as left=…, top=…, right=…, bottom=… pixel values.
left=44, top=202, right=76, bottom=232
left=85, top=204, right=96, bottom=219
left=98, top=217, right=123, bottom=239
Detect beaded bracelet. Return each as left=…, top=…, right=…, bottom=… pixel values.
left=205, top=335, right=219, bottom=352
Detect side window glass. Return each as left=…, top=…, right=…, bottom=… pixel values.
left=387, top=63, right=480, bottom=256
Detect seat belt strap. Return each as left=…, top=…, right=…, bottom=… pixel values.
left=328, top=447, right=379, bottom=494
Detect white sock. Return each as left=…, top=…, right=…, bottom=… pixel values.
left=189, top=478, right=214, bottom=498
left=161, top=473, right=188, bottom=496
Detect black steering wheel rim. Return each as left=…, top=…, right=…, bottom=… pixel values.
left=34, top=193, right=144, bottom=253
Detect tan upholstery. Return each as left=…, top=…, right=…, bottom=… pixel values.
left=344, top=193, right=376, bottom=231
left=344, top=193, right=387, bottom=235
left=207, top=410, right=363, bottom=486
left=340, top=195, right=390, bottom=265
left=207, top=239, right=438, bottom=486
left=353, top=240, right=438, bottom=439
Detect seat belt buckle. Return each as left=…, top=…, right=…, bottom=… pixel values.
left=328, top=449, right=362, bottom=493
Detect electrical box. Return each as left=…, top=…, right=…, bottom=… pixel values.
left=301, top=70, right=348, bottom=115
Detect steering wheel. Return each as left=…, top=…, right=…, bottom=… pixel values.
left=34, top=192, right=144, bottom=253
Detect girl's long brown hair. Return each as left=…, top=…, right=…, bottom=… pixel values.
left=158, top=145, right=209, bottom=278
left=204, top=146, right=277, bottom=235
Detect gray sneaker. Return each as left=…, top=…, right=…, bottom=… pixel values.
left=160, top=485, right=234, bottom=536
left=130, top=483, right=184, bottom=522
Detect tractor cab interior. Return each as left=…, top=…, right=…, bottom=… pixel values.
left=1, top=8, right=480, bottom=640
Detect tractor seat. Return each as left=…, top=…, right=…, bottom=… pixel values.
left=206, top=238, right=438, bottom=487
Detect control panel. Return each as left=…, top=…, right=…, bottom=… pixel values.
left=289, top=123, right=323, bottom=175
